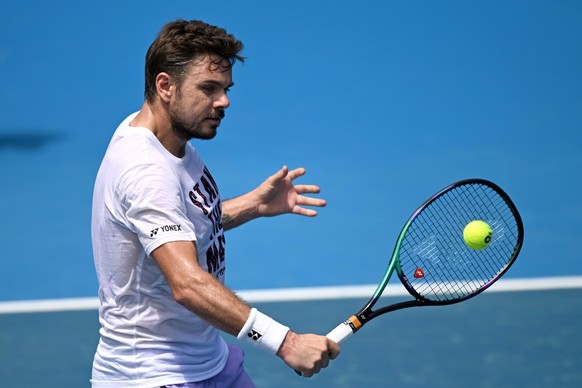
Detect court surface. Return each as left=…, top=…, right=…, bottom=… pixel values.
left=1, top=1, right=581, bottom=387
left=1, top=288, right=581, bottom=387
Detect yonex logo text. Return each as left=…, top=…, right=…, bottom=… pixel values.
left=150, top=224, right=182, bottom=238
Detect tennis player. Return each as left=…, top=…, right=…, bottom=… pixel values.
left=90, top=19, right=339, bottom=387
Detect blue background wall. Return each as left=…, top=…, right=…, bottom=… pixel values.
left=1, top=0, right=580, bottom=301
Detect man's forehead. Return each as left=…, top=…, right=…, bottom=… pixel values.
left=182, top=55, right=232, bottom=85
left=190, top=54, right=233, bottom=74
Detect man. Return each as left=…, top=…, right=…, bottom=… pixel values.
left=91, top=19, right=340, bottom=387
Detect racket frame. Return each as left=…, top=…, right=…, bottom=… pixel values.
left=327, top=178, right=524, bottom=343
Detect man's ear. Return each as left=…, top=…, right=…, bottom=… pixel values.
left=155, top=72, right=174, bottom=103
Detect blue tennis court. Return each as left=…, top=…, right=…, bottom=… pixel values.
left=1, top=1, right=581, bottom=386
left=2, top=288, right=582, bottom=387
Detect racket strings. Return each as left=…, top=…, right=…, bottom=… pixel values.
left=399, top=183, right=520, bottom=302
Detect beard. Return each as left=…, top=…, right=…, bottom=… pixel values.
left=169, top=109, right=225, bottom=141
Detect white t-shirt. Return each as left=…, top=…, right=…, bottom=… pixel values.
left=91, top=113, right=229, bottom=387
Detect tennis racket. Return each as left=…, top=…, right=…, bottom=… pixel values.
left=327, top=178, right=524, bottom=344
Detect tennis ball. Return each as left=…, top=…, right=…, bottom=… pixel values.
left=463, top=220, right=492, bottom=250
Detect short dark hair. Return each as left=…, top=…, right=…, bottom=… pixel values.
left=144, top=19, right=244, bottom=102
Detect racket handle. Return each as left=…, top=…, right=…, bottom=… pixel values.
left=326, top=321, right=355, bottom=344
left=294, top=320, right=356, bottom=376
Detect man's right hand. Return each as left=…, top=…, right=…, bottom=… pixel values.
left=276, top=330, right=341, bottom=377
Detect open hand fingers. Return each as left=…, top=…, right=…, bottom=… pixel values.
left=296, top=193, right=326, bottom=207
left=294, top=183, right=322, bottom=195
left=292, top=185, right=327, bottom=217
left=286, top=166, right=306, bottom=181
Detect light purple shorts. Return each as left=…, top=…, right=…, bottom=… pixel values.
left=159, top=344, right=255, bottom=388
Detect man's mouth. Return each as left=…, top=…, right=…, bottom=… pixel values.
left=208, top=111, right=225, bottom=121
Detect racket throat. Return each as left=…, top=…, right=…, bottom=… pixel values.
left=346, top=315, right=364, bottom=333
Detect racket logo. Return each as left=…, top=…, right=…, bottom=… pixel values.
left=414, top=268, right=425, bottom=278
left=247, top=329, right=263, bottom=341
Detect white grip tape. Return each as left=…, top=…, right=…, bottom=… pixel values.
left=326, top=321, right=355, bottom=344
left=237, top=308, right=290, bottom=354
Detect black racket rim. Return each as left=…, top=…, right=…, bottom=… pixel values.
left=400, top=178, right=524, bottom=304
left=359, top=178, right=524, bottom=321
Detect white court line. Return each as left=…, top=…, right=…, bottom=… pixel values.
left=1, top=276, right=581, bottom=315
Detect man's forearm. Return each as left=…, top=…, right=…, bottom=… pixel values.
left=152, top=240, right=252, bottom=335
left=221, top=192, right=260, bottom=231
left=176, top=267, right=252, bottom=335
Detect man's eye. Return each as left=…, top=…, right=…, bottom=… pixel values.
left=200, top=84, right=231, bottom=95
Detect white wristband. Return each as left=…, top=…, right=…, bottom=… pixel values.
left=237, top=308, right=290, bottom=354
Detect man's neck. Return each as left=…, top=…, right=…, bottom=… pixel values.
left=130, top=102, right=187, bottom=158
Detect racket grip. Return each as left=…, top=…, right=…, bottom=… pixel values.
left=326, top=321, right=355, bottom=344
left=294, top=321, right=355, bottom=376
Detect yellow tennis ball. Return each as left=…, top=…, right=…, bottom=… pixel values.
left=463, top=220, right=492, bottom=250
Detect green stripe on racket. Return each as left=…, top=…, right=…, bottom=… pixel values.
left=327, top=178, right=524, bottom=343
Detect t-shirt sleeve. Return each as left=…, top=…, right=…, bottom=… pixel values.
left=116, top=162, right=197, bottom=255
